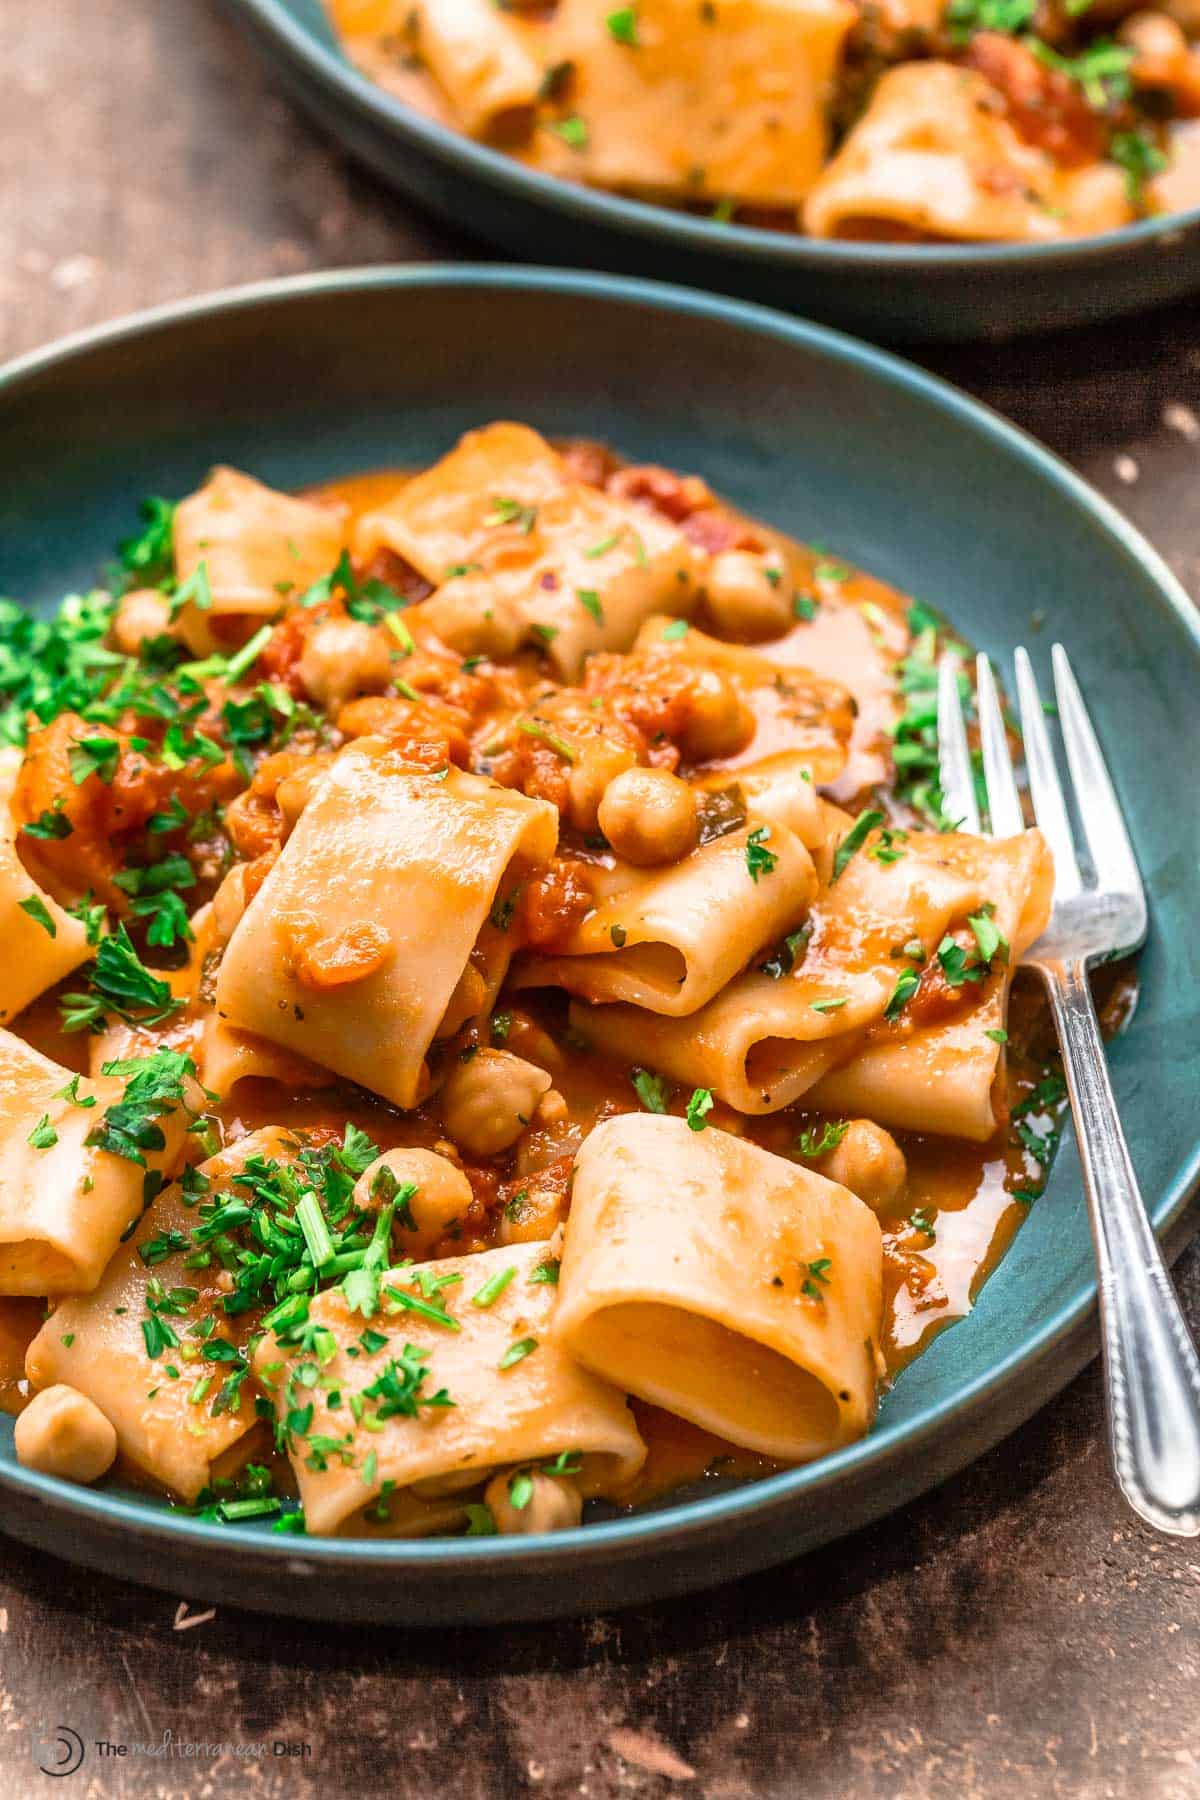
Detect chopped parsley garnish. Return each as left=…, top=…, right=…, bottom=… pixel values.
left=171, top=559, right=213, bottom=618
left=945, top=0, right=1037, bottom=40
left=471, top=1265, right=517, bottom=1309
left=909, top=1207, right=936, bottom=1240
left=745, top=825, right=777, bottom=884
left=61, top=925, right=185, bottom=1033
left=119, top=497, right=177, bottom=588
left=342, top=1182, right=414, bottom=1319
left=584, top=532, right=621, bottom=558
left=17, top=895, right=56, bottom=937
left=517, top=717, right=577, bottom=762
left=53, top=1074, right=95, bottom=1109
left=661, top=619, right=689, bottom=641
left=760, top=925, right=810, bottom=979
left=464, top=1503, right=497, bottom=1535
left=795, top=1120, right=848, bottom=1159
left=490, top=1010, right=513, bottom=1043
left=810, top=997, right=848, bottom=1013
left=68, top=736, right=120, bottom=786
left=868, top=827, right=908, bottom=866
left=606, top=5, right=639, bottom=43
left=831, top=809, right=883, bottom=881
left=499, top=1336, right=538, bottom=1370
left=631, top=1067, right=669, bottom=1113
left=27, top=1114, right=58, bottom=1150
left=488, top=497, right=538, bottom=533
left=22, top=805, right=73, bottom=840
left=801, top=1258, right=833, bottom=1302
left=529, top=1258, right=560, bottom=1286
left=1110, top=129, right=1167, bottom=210
left=89, top=1047, right=198, bottom=1167
left=885, top=969, right=920, bottom=1021
left=685, top=1087, right=713, bottom=1131
left=360, top=1343, right=455, bottom=1421
left=794, top=595, right=818, bottom=622
left=576, top=588, right=603, bottom=624
left=549, top=115, right=588, bottom=149
left=113, top=851, right=197, bottom=948
left=508, top=1470, right=535, bottom=1510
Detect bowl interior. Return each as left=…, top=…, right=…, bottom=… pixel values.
left=1, top=269, right=1198, bottom=1594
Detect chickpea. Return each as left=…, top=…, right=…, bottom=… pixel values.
left=819, top=1121, right=907, bottom=1213
left=353, top=1148, right=473, bottom=1256
left=566, top=737, right=638, bottom=833
left=440, top=1050, right=552, bottom=1158
left=704, top=550, right=795, bottom=641
left=496, top=1182, right=565, bottom=1246
left=1119, top=9, right=1188, bottom=63
left=15, top=1385, right=118, bottom=1485
left=297, top=617, right=392, bottom=715
left=275, top=758, right=333, bottom=830
left=484, top=1468, right=583, bottom=1535
left=598, top=767, right=698, bottom=866
left=112, top=587, right=174, bottom=655
left=680, top=668, right=755, bottom=761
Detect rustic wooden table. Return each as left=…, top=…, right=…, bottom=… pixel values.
left=3, top=3, right=1200, bottom=1795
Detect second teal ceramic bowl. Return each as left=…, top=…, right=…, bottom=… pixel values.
left=1, top=268, right=1198, bottom=1622
left=226, top=0, right=1200, bottom=343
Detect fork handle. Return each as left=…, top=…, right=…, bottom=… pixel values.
left=1043, top=958, right=1200, bottom=1536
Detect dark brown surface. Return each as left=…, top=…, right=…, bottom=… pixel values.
left=3, top=2, right=1200, bottom=1795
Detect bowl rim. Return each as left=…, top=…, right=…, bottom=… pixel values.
left=3, top=261, right=1199, bottom=1574
left=231, top=0, right=1200, bottom=275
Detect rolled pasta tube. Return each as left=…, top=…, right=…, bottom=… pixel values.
left=804, top=63, right=1130, bottom=242
left=808, top=988, right=1008, bottom=1142
left=200, top=1016, right=333, bottom=1101
left=173, top=466, right=347, bottom=653
left=215, top=740, right=558, bottom=1109
left=25, top=1130, right=294, bottom=1498
left=569, top=826, right=1052, bottom=1117
left=513, top=816, right=817, bottom=1016
left=355, top=423, right=700, bottom=679
left=0, top=1030, right=195, bottom=1296
left=0, top=749, right=92, bottom=1027
left=532, top=0, right=857, bottom=208
left=556, top=1114, right=883, bottom=1461
left=415, top=0, right=542, bottom=137
left=253, top=1240, right=646, bottom=1535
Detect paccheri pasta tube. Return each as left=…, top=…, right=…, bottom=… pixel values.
left=216, top=742, right=559, bottom=1109
left=570, top=824, right=1052, bottom=1132
left=0, top=1030, right=196, bottom=1295
left=254, top=1240, right=646, bottom=1534
left=556, top=1113, right=883, bottom=1460
left=26, top=1131, right=291, bottom=1497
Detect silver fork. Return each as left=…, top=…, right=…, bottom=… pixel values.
left=938, top=643, right=1200, bottom=1536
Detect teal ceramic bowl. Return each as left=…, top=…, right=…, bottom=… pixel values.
left=1, top=268, right=1198, bottom=1623
left=225, top=0, right=1200, bottom=344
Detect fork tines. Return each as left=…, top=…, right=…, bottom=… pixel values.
left=936, top=643, right=1146, bottom=954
